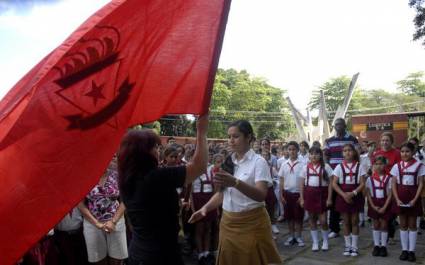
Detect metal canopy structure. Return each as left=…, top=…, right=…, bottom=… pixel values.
left=286, top=72, right=360, bottom=144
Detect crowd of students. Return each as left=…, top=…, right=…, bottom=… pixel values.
left=17, top=116, right=425, bottom=265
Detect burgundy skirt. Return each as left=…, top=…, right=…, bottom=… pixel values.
left=304, top=186, right=328, bottom=214
left=335, top=184, right=364, bottom=214
left=392, top=185, right=423, bottom=217
left=283, top=191, right=304, bottom=221
left=367, top=197, right=392, bottom=221
left=192, top=192, right=217, bottom=222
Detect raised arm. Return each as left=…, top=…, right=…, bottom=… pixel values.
left=185, top=114, right=209, bottom=184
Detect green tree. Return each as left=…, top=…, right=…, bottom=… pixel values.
left=309, top=76, right=361, bottom=120
left=209, top=69, right=296, bottom=140
left=159, top=115, right=194, bottom=137
left=409, top=0, right=425, bottom=46
left=396, top=71, right=425, bottom=97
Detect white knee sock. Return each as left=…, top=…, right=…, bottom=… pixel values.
left=381, top=231, right=388, bottom=247
left=311, top=230, right=319, bottom=244
left=344, top=235, right=351, bottom=247
left=408, top=230, right=417, bottom=252
left=321, top=229, right=329, bottom=243
left=351, top=234, right=359, bottom=249
left=372, top=230, right=381, bottom=246
left=400, top=230, right=409, bottom=251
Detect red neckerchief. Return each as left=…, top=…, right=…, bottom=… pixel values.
left=308, top=162, right=322, bottom=176
left=343, top=160, right=357, bottom=182
left=372, top=172, right=388, bottom=189
left=287, top=160, right=299, bottom=173
left=400, top=159, right=416, bottom=173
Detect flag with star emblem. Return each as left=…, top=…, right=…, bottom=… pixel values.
left=0, top=0, right=231, bottom=263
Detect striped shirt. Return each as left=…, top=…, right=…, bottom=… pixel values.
left=324, top=132, right=359, bottom=169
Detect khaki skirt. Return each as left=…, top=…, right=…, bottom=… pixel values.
left=217, top=207, right=282, bottom=265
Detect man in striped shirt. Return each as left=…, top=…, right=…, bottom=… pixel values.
left=324, top=118, right=360, bottom=238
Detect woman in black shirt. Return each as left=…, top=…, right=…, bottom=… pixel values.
left=118, top=115, right=209, bottom=265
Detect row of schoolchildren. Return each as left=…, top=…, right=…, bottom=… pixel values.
left=262, top=137, right=425, bottom=263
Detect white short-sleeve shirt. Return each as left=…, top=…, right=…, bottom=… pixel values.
left=360, top=153, right=372, bottom=175
left=277, top=157, right=288, bottom=171
left=222, top=149, right=272, bottom=213
left=390, top=160, right=425, bottom=186
left=298, top=153, right=310, bottom=164
left=366, top=175, right=392, bottom=199
left=299, top=163, right=333, bottom=187
left=278, top=158, right=305, bottom=192
left=332, top=162, right=366, bottom=185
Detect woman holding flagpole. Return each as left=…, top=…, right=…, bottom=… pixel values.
left=118, top=115, right=209, bottom=265
left=189, top=120, right=281, bottom=265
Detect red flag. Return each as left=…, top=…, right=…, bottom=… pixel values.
left=0, top=0, right=231, bottom=263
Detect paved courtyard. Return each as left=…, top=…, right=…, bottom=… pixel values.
left=184, top=221, right=425, bottom=264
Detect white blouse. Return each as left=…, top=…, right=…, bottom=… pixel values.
left=366, top=175, right=392, bottom=199
left=390, top=160, right=425, bottom=186
left=278, top=158, right=305, bottom=193
left=222, top=149, right=272, bottom=213
left=298, top=163, right=333, bottom=187
left=332, top=162, right=367, bottom=185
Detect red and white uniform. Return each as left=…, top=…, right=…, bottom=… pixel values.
left=333, top=161, right=367, bottom=214
left=192, top=166, right=217, bottom=221
left=366, top=173, right=392, bottom=220
left=390, top=159, right=425, bottom=216
left=278, top=158, right=305, bottom=221
left=299, top=163, right=333, bottom=214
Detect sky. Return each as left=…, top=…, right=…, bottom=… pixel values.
left=0, top=0, right=424, bottom=112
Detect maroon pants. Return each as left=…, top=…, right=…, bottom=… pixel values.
left=283, top=191, right=304, bottom=221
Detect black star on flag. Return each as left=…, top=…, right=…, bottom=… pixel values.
left=85, top=81, right=106, bottom=106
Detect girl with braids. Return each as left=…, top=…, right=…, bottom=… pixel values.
left=299, top=146, right=333, bottom=252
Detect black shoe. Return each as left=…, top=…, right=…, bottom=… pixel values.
left=206, top=254, right=216, bottom=265
left=400, top=250, right=409, bottom=261
left=372, top=246, right=380, bottom=256
left=407, top=251, right=416, bottom=262
left=379, top=246, right=388, bottom=257
left=198, top=256, right=206, bottom=265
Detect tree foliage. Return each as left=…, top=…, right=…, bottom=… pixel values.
left=208, top=69, right=296, bottom=140
left=308, top=74, right=424, bottom=129
left=396, top=71, right=425, bottom=97
left=308, top=76, right=361, bottom=119
left=156, top=69, right=296, bottom=140
left=410, top=0, right=425, bottom=46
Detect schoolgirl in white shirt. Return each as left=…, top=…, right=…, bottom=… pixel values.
left=332, top=144, right=367, bottom=257
left=299, top=146, right=333, bottom=252
left=365, top=156, right=392, bottom=257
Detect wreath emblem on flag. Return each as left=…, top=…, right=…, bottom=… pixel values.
left=53, top=25, right=134, bottom=130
